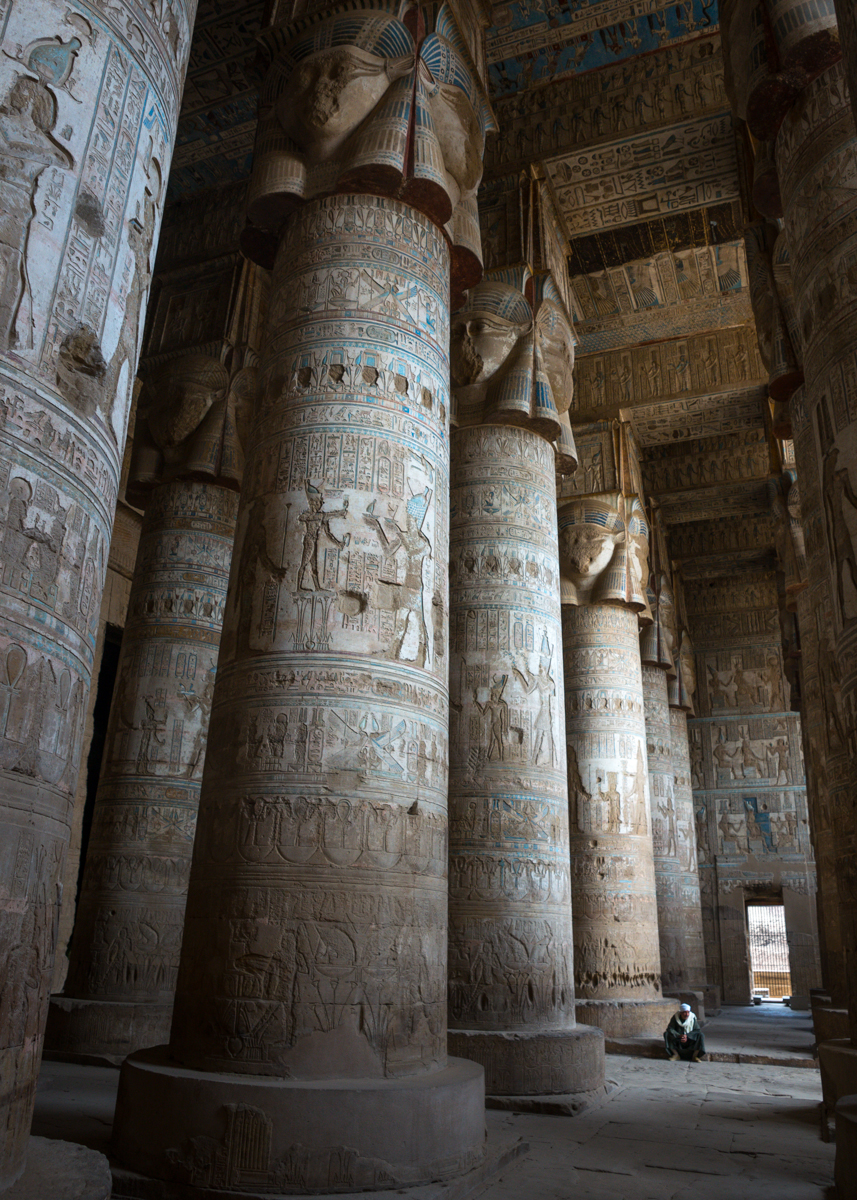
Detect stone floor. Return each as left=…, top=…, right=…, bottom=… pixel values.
left=607, top=1001, right=821, bottom=1067
left=31, top=1005, right=834, bottom=1199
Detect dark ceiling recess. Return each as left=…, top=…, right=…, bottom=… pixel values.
left=567, top=200, right=743, bottom=276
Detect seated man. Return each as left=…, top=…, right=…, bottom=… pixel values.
left=664, top=1003, right=706, bottom=1062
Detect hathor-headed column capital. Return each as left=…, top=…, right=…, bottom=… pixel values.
left=242, top=3, right=495, bottom=294
left=450, top=268, right=578, bottom=470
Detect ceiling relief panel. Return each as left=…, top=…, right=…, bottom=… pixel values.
left=570, top=242, right=750, bottom=353
left=571, top=324, right=764, bottom=419
left=167, top=0, right=263, bottom=201
left=644, top=429, right=772, bottom=524
left=544, top=112, right=739, bottom=238
left=487, top=0, right=719, bottom=95
left=626, top=388, right=767, bottom=448
left=485, top=33, right=724, bottom=178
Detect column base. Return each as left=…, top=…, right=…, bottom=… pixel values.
left=447, top=1026, right=605, bottom=1097
left=573, top=998, right=676, bottom=1038
left=835, top=1096, right=857, bottom=1200
left=113, top=1047, right=486, bottom=1194
left=3, top=1137, right=111, bottom=1200
left=818, top=1039, right=857, bottom=1140
left=44, top=996, right=173, bottom=1065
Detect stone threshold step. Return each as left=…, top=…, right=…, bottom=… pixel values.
left=605, top=1038, right=818, bottom=1069
left=111, top=1131, right=528, bottom=1200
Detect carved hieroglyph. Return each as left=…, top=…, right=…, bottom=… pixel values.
left=0, top=0, right=194, bottom=1186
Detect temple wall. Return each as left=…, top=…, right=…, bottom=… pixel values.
left=688, top=570, right=820, bottom=1006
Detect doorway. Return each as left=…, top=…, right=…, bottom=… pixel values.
left=747, top=902, right=791, bottom=1000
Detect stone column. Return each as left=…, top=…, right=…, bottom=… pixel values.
left=0, top=0, right=195, bottom=1186
left=667, top=626, right=714, bottom=1012
left=774, top=58, right=857, bottom=1046
left=45, top=336, right=263, bottom=1061
left=723, top=13, right=857, bottom=1149
left=446, top=274, right=604, bottom=1102
left=113, top=7, right=490, bottom=1191
left=558, top=422, right=674, bottom=1037
left=640, top=530, right=707, bottom=1010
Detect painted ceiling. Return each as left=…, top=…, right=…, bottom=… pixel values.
left=486, top=0, right=718, bottom=95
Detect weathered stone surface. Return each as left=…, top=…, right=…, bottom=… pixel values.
left=448, top=1027, right=605, bottom=1098
left=114, top=1047, right=485, bottom=1193
left=48, top=259, right=265, bottom=1061
left=447, top=270, right=603, bottom=1099
left=3, top=1136, right=111, bottom=1200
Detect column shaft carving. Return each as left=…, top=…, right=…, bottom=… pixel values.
left=113, top=6, right=494, bottom=1185
left=669, top=704, right=709, bottom=995
left=49, top=479, right=237, bottom=1054
left=446, top=271, right=604, bottom=1098
left=0, top=0, right=195, bottom=1184
left=558, top=424, right=674, bottom=1037
left=46, top=259, right=266, bottom=1059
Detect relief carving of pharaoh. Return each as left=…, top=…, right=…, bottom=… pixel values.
left=129, top=354, right=256, bottom=499
left=558, top=492, right=650, bottom=616
left=449, top=269, right=577, bottom=465
left=245, top=4, right=495, bottom=280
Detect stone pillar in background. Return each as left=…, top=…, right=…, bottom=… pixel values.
left=558, top=422, right=674, bottom=1038
left=113, top=7, right=493, bottom=1191
left=640, top=508, right=707, bottom=1012
left=667, top=620, right=715, bottom=1014
left=0, top=0, right=195, bottom=1185
left=746, top=214, right=847, bottom=1020
left=446, top=274, right=604, bottom=1102
left=774, top=57, right=857, bottom=1043
left=46, top=260, right=266, bottom=1062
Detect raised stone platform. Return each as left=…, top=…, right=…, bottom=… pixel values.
left=447, top=1026, right=605, bottom=1097
left=113, top=1048, right=487, bottom=1194
left=44, top=996, right=173, bottom=1066
left=4, top=1137, right=111, bottom=1200
left=574, top=998, right=676, bottom=1038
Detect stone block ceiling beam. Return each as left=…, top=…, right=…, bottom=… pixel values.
left=0, top=0, right=197, bottom=1187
